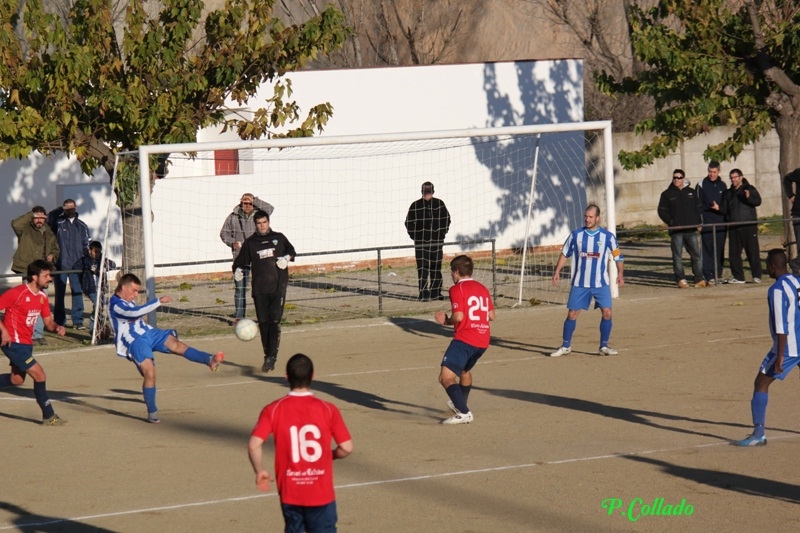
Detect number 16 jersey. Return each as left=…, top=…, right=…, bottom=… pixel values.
left=449, top=278, right=494, bottom=348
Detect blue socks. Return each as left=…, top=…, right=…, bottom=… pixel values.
left=184, top=347, right=212, bottom=365
left=562, top=318, right=577, bottom=348
left=33, top=381, right=55, bottom=419
left=143, top=386, right=157, bottom=414
left=446, top=384, right=469, bottom=414
left=460, top=384, right=471, bottom=406
left=751, top=392, right=768, bottom=438
left=599, top=318, right=612, bottom=347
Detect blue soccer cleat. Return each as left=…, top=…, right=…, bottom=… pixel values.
left=734, top=433, right=766, bottom=447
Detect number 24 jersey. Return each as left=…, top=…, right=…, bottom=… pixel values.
left=449, top=278, right=494, bottom=348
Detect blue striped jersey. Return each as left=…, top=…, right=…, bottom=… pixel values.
left=109, top=294, right=161, bottom=359
left=560, top=227, right=623, bottom=288
left=768, top=274, right=800, bottom=357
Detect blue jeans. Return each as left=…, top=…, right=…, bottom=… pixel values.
left=670, top=231, right=703, bottom=282
left=33, top=315, right=44, bottom=340
left=54, top=273, right=85, bottom=327
left=234, top=267, right=250, bottom=319
left=86, top=292, right=98, bottom=331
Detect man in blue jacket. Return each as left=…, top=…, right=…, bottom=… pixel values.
left=697, top=161, right=728, bottom=284
left=48, top=199, right=90, bottom=329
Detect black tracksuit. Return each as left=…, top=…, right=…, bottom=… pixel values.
left=233, top=229, right=296, bottom=360
left=722, top=178, right=762, bottom=281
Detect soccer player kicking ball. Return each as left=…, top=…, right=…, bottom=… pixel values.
left=248, top=353, right=353, bottom=533
left=109, top=273, right=224, bottom=423
left=0, top=260, right=67, bottom=425
left=735, top=249, right=800, bottom=447
left=434, top=255, right=495, bottom=425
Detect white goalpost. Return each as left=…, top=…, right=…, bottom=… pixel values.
left=99, top=121, right=613, bottom=336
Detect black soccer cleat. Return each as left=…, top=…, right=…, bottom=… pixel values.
left=262, top=356, right=277, bottom=373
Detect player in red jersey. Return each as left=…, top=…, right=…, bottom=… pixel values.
left=434, top=255, right=495, bottom=425
left=0, top=260, right=67, bottom=425
left=248, top=353, right=353, bottom=533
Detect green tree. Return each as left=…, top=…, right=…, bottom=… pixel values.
left=598, top=1, right=800, bottom=180
left=0, top=0, right=349, bottom=179
left=0, top=0, right=348, bottom=276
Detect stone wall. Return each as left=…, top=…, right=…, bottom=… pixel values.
left=613, top=126, right=783, bottom=228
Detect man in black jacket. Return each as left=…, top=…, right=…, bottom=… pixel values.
left=405, top=182, right=451, bottom=301
left=723, top=169, right=763, bottom=283
left=782, top=168, right=800, bottom=273
left=233, top=211, right=296, bottom=373
left=697, top=161, right=728, bottom=284
left=657, top=169, right=706, bottom=288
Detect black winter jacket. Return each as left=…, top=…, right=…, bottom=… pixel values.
left=722, top=178, right=761, bottom=225
left=405, top=197, right=451, bottom=243
left=657, top=183, right=702, bottom=233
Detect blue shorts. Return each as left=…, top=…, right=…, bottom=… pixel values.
left=567, top=286, right=612, bottom=311
left=281, top=501, right=338, bottom=533
left=128, top=329, right=178, bottom=365
left=759, top=352, right=800, bottom=380
left=1, top=343, right=36, bottom=372
left=441, top=340, right=487, bottom=375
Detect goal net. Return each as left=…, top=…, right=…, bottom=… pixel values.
left=97, top=122, right=613, bottom=340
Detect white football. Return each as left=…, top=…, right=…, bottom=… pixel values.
left=234, top=319, right=259, bottom=342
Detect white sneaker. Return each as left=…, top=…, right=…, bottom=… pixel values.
left=599, top=346, right=618, bottom=356
left=446, top=400, right=459, bottom=414
left=729, top=278, right=746, bottom=284
left=753, top=278, right=762, bottom=283
left=442, top=412, right=473, bottom=425
left=550, top=346, right=571, bottom=357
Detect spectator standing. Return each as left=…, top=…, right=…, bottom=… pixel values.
left=11, top=206, right=60, bottom=345
left=549, top=205, right=625, bottom=357
left=48, top=199, right=90, bottom=329
left=0, top=260, right=67, bottom=425
left=233, top=210, right=296, bottom=373
left=248, top=353, right=353, bottom=533
left=722, top=169, right=763, bottom=283
left=781, top=168, right=800, bottom=273
left=405, top=181, right=451, bottom=301
left=657, top=169, right=706, bottom=288
left=697, top=161, right=728, bottom=284
left=73, top=241, right=117, bottom=334
left=219, top=193, right=275, bottom=323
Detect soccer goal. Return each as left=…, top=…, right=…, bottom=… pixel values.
left=98, top=121, right=614, bottom=338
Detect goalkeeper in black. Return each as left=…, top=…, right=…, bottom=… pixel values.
left=233, top=210, right=296, bottom=372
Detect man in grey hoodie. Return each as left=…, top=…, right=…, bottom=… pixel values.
left=220, top=193, right=274, bottom=322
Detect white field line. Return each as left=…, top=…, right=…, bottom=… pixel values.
left=1, top=434, right=797, bottom=531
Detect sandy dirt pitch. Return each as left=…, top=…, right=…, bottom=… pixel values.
left=2, top=280, right=800, bottom=533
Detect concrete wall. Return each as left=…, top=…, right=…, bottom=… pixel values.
left=613, top=126, right=783, bottom=227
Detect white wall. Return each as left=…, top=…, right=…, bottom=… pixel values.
left=1, top=153, right=121, bottom=287
left=2, top=60, right=584, bottom=280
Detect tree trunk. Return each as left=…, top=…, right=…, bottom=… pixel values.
left=774, top=113, right=800, bottom=256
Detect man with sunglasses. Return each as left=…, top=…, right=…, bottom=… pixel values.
left=220, top=193, right=275, bottom=323
left=657, top=169, right=706, bottom=288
